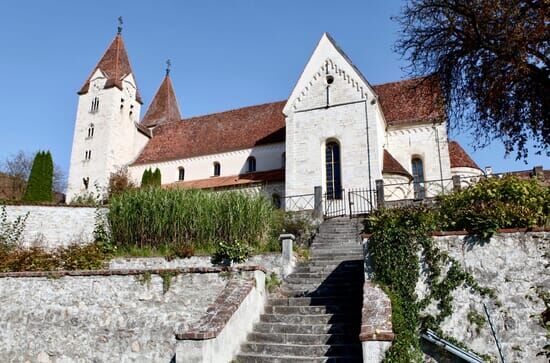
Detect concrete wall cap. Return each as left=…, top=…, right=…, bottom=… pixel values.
left=278, top=233, right=296, bottom=241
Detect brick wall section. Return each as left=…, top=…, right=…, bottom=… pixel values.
left=176, top=278, right=255, bottom=340
left=360, top=281, right=395, bottom=342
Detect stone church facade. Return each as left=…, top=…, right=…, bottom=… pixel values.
left=67, top=31, right=482, bottom=211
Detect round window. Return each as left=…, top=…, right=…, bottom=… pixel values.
left=326, top=75, right=334, bottom=85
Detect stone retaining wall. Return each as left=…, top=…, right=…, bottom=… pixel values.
left=421, top=231, right=550, bottom=362
left=0, top=266, right=263, bottom=363
left=3, top=205, right=100, bottom=248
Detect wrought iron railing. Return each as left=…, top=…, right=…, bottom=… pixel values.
left=283, top=193, right=315, bottom=211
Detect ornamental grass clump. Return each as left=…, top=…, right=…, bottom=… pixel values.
left=108, top=188, right=276, bottom=253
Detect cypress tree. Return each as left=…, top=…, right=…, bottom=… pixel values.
left=141, top=169, right=152, bottom=188
left=153, top=168, right=161, bottom=187
left=23, top=151, right=53, bottom=202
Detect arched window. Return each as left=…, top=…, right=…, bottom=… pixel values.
left=87, top=124, right=94, bottom=138
left=411, top=157, right=425, bottom=199
left=247, top=157, right=256, bottom=173
left=325, top=141, right=342, bottom=199
left=178, top=167, right=185, bottom=181
left=213, top=162, right=221, bottom=176
left=281, top=152, right=286, bottom=169
left=91, top=97, right=100, bottom=113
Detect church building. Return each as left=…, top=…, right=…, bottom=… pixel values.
left=66, top=29, right=482, bottom=213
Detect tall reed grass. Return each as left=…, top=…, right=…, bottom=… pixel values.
left=108, top=188, right=276, bottom=251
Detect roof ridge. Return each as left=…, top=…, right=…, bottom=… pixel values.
left=176, top=100, right=286, bottom=123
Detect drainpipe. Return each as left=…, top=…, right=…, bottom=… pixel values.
left=433, top=123, right=444, bottom=191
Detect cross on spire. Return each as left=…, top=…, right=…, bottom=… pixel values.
left=117, top=16, right=123, bottom=34
left=166, top=59, right=171, bottom=76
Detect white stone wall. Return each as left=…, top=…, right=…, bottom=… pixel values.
left=385, top=122, right=452, bottom=184
left=67, top=71, right=144, bottom=202
left=0, top=272, right=230, bottom=362
left=4, top=205, right=99, bottom=248
left=129, top=143, right=285, bottom=186
left=419, top=232, right=550, bottom=362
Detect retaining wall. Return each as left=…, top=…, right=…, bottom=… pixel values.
left=0, top=267, right=262, bottom=363
left=3, top=205, right=99, bottom=248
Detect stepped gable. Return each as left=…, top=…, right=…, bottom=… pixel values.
left=448, top=141, right=480, bottom=169
left=132, top=101, right=286, bottom=165
left=382, top=149, right=412, bottom=179
left=374, top=76, right=444, bottom=126
left=141, top=74, right=182, bottom=128
left=78, top=34, right=143, bottom=104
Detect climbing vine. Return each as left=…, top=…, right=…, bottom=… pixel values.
left=364, top=206, right=494, bottom=362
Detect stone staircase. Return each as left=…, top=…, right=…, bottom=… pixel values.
left=235, top=217, right=365, bottom=363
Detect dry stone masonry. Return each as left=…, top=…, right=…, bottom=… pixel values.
left=420, top=231, right=550, bottom=362
left=0, top=266, right=262, bottom=363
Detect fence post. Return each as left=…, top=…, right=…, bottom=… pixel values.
left=375, top=179, right=384, bottom=208
left=533, top=166, right=544, bottom=181
left=313, top=186, right=323, bottom=219
left=279, top=234, right=296, bottom=278
left=452, top=175, right=461, bottom=193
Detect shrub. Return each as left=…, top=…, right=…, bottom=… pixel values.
left=0, top=205, right=29, bottom=251
left=22, top=151, right=53, bottom=202
left=108, top=188, right=276, bottom=252
left=211, top=240, right=252, bottom=265
left=438, top=175, right=549, bottom=237
left=0, top=242, right=110, bottom=272
left=108, top=167, right=136, bottom=198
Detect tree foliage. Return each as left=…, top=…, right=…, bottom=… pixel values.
left=1, top=150, right=66, bottom=194
left=22, top=151, right=54, bottom=202
left=396, top=0, right=549, bottom=159
left=140, top=168, right=161, bottom=188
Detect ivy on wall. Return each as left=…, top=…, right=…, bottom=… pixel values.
left=364, top=206, right=494, bottom=362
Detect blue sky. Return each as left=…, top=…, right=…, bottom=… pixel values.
left=0, top=0, right=547, bottom=176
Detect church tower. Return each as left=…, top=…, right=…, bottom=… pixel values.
left=66, top=25, right=147, bottom=202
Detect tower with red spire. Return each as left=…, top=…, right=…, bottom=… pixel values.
left=66, top=22, right=150, bottom=201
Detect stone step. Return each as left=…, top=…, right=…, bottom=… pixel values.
left=260, top=313, right=360, bottom=325
left=284, top=276, right=362, bottom=285
left=240, top=342, right=362, bottom=357
left=235, top=353, right=363, bottom=363
left=268, top=296, right=363, bottom=307
left=247, top=332, right=360, bottom=345
left=292, top=265, right=363, bottom=274
left=264, top=304, right=361, bottom=315
left=252, top=322, right=360, bottom=335
left=279, top=288, right=362, bottom=298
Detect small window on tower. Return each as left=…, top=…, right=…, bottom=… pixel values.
left=84, top=150, right=92, bottom=161
left=87, top=124, right=95, bottom=139
left=91, top=97, right=100, bottom=113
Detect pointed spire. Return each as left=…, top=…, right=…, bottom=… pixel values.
left=141, top=65, right=182, bottom=128
left=78, top=23, right=142, bottom=104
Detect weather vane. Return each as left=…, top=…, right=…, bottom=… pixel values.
left=117, top=16, right=123, bottom=34
left=166, top=59, right=172, bottom=75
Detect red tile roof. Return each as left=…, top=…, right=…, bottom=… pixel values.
left=141, top=75, right=182, bottom=128
left=133, top=77, right=444, bottom=165
left=448, top=141, right=480, bottom=170
left=382, top=150, right=412, bottom=179
left=78, top=34, right=143, bottom=104
left=165, top=169, right=284, bottom=190
left=374, top=76, right=444, bottom=126
left=133, top=101, right=286, bottom=165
